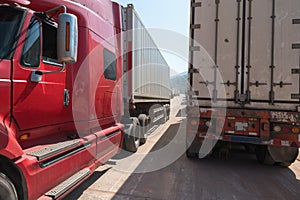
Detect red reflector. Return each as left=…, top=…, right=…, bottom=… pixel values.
left=199, top=121, right=205, bottom=126
left=283, top=126, right=291, bottom=133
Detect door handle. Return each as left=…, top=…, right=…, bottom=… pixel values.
left=64, top=89, right=70, bottom=106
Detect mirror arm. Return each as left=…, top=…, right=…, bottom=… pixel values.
left=45, top=5, right=67, bottom=15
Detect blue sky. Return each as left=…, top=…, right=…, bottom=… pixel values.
left=114, top=0, right=190, bottom=74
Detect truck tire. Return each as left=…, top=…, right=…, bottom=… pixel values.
left=267, top=146, right=299, bottom=167
left=186, top=148, right=199, bottom=158
left=0, top=173, right=18, bottom=200
left=186, top=146, right=211, bottom=159
left=138, top=114, right=148, bottom=145
left=255, top=146, right=275, bottom=165
left=186, top=136, right=200, bottom=159
left=162, top=107, right=168, bottom=123
left=124, top=118, right=140, bottom=152
left=186, top=138, right=211, bottom=159
left=279, top=162, right=293, bottom=167
left=244, top=144, right=256, bottom=154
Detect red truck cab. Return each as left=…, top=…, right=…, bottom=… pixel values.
left=0, top=0, right=124, bottom=199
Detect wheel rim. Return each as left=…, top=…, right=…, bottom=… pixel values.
left=132, top=118, right=140, bottom=148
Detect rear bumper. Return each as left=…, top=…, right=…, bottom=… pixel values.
left=187, top=107, right=300, bottom=148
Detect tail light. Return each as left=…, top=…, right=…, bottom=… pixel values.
left=190, top=119, right=198, bottom=126
left=205, top=121, right=211, bottom=127
left=199, top=120, right=205, bottom=126
left=283, top=126, right=291, bottom=133
left=292, top=127, right=300, bottom=134
left=272, top=123, right=299, bottom=134
left=273, top=125, right=281, bottom=132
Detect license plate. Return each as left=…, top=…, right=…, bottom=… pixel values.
left=235, top=122, right=248, bottom=131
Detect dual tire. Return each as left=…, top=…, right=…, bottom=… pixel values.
left=124, top=115, right=149, bottom=152
left=124, top=118, right=140, bottom=153
left=255, top=145, right=299, bottom=167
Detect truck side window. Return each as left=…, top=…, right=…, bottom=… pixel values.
left=103, top=49, right=117, bottom=81
left=42, top=22, right=58, bottom=64
left=20, top=17, right=40, bottom=68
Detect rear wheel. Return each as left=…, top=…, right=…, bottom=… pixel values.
left=186, top=138, right=211, bottom=159
left=255, top=146, right=275, bottom=165
left=279, top=162, right=293, bottom=167
left=268, top=146, right=299, bottom=167
left=124, top=118, right=140, bottom=152
left=0, top=173, right=18, bottom=200
left=186, top=148, right=199, bottom=158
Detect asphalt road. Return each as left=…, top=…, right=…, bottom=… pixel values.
left=64, top=96, right=300, bottom=200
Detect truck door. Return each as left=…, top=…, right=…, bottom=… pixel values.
left=191, top=0, right=242, bottom=104
left=13, top=16, right=71, bottom=131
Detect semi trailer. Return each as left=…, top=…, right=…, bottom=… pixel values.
left=0, top=0, right=170, bottom=199
left=187, top=0, right=300, bottom=166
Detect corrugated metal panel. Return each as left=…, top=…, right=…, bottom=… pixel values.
left=189, top=0, right=300, bottom=110
left=123, top=5, right=170, bottom=103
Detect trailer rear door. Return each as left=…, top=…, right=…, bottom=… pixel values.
left=189, top=0, right=300, bottom=109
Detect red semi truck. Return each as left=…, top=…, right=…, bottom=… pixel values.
left=0, top=0, right=170, bottom=199
left=187, top=0, right=300, bottom=166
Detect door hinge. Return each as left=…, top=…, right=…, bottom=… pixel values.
left=191, top=2, right=202, bottom=8
left=291, top=94, right=300, bottom=99
left=292, top=68, right=300, bottom=74
left=188, top=68, right=199, bottom=73
left=292, top=19, right=300, bottom=24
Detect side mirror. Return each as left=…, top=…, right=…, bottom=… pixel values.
left=57, top=13, right=78, bottom=64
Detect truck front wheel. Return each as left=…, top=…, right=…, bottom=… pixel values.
left=0, top=173, right=18, bottom=200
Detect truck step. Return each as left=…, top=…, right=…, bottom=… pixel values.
left=27, top=140, right=81, bottom=161
left=45, top=168, right=90, bottom=199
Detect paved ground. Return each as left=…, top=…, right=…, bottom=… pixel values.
left=64, top=96, right=300, bottom=200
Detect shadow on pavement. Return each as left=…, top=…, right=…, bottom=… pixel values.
left=63, top=168, right=110, bottom=200
left=110, top=120, right=300, bottom=200
left=175, top=107, right=186, bottom=118
left=64, top=118, right=300, bottom=200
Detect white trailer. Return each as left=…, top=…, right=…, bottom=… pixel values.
left=187, top=0, right=300, bottom=166
left=122, top=4, right=171, bottom=152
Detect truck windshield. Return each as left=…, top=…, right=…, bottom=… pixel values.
left=0, top=7, right=24, bottom=59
